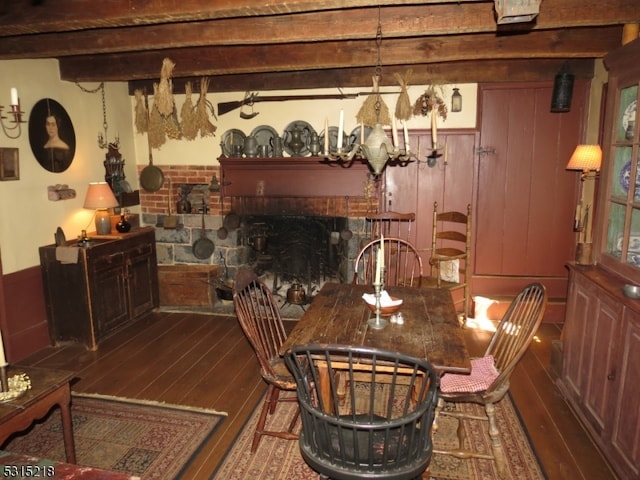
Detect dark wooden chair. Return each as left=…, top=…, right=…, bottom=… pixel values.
left=366, top=211, right=416, bottom=242
left=422, top=202, right=472, bottom=321
left=353, top=236, right=423, bottom=287
left=433, top=282, right=547, bottom=478
left=232, top=269, right=299, bottom=453
left=284, top=344, right=439, bottom=480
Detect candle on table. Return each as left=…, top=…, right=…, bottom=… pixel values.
left=403, top=120, right=410, bottom=153
left=324, top=117, right=329, bottom=154
left=380, top=233, right=384, bottom=283
left=391, top=115, right=399, bottom=147
left=10, top=88, right=18, bottom=106
left=337, top=109, right=344, bottom=150
left=375, top=247, right=381, bottom=285
left=431, top=111, right=438, bottom=147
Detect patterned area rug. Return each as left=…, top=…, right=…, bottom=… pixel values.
left=3, top=393, right=226, bottom=479
left=213, top=392, right=546, bottom=480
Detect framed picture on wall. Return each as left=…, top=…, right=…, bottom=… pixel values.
left=0, top=148, right=19, bottom=181
left=28, top=98, right=76, bottom=173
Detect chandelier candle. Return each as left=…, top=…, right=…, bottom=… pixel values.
left=431, top=111, right=438, bottom=146
left=403, top=121, right=410, bottom=153
left=337, top=109, right=344, bottom=150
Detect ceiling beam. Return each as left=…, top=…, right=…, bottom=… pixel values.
left=59, top=27, right=620, bottom=82
left=0, top=2, right=635, bottom=60
left=127, top=58, right=595, bottom=94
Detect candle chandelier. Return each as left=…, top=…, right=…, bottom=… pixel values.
left=324, top=8, right=416, bottom=175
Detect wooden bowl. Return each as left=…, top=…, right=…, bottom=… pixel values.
left=364, top=296, right=403, bottom=315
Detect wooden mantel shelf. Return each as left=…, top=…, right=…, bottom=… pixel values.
left=219, top=156, right=371, bottom=197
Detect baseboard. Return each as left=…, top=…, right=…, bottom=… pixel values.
left=474, top=295, right=565, bottom=323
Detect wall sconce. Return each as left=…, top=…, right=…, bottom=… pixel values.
left=566, top=144, right=602, bottom=179
left=83, top=182, right=119, bottom=235
left=551, top=62, right=575, bottom=112
left=451, top=88, right=462, bottom=113
left=494, top=0, right=541, bottom=24
left=0, top=88, right=25, bottom=139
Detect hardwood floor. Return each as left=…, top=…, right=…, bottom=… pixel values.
left=8, top=310, right=617, bottom=480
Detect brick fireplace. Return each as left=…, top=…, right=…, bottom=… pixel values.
left=138, top=163, right=379, bottom=298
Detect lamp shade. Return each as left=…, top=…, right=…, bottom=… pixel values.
left=83, top=182, right=119, bottom=209
left=566, top=145, right=602, bottom=172
left=84, top=182, right=119, bottom=235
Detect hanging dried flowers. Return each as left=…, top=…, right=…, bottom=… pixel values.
left=357, top=75, right=391, bottom=127
left=413, top=85, right=447, bottom=120
left=180, top=81, right=198, bottom=141
left=195, top=77, right=217, bottom=138
left=148, top=83, right=167, bottom=149
left=156, top=57, right=176, bottom=117
left=134, top=89, right=148, bottom=134
left=394, top=69, right=413, bottom=121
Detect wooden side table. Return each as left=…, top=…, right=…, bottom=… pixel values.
left=0, top=366, right=76, bottom=463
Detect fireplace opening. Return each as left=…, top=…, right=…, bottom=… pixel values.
left=239, top=214, right=349, bottom=302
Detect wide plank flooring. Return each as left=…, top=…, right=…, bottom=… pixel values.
left=9, top=310, right=617, bottom=480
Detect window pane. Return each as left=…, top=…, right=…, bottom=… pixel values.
left=629, top=209, right=640, bottom=267
left=613, top=146, right=635, bottom=199
left=618, top=85, right=638, bottom=143
left=607, top=202, right=626, bottom=259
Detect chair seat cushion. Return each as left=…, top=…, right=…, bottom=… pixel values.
left=439, top=355, right=499, bottom=393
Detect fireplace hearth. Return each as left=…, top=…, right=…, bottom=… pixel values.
left=240, top=214, right=349, bottom=301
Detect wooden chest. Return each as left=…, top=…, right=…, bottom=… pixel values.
left=158, top=265, right=223, bottom=308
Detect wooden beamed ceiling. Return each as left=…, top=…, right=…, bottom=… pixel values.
left=0, top=0, right=638, bottom=93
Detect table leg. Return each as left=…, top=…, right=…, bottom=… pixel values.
left=317, top=365, right=333, bottom=414
left=57, top=384, right=76, bottom=464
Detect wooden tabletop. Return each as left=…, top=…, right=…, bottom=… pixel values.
left=280, top=283, right=471, bottom=374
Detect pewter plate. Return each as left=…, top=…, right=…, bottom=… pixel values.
left=282, top=120, right=316, bottom=157
left=221, top=129, right=246, bottom=157
left=250, top=125, right=279, bottom=152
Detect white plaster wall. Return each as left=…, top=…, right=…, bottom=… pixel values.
left=0, top=57, right=478, bottom=274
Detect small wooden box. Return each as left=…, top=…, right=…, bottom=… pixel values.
left=158, top=265, right=223, bottom=308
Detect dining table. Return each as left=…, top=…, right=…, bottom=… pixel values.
left=280, top=282, right=471, bottom=375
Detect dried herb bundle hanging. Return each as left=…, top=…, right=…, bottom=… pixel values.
left=357, top=75, right=391, bottom=127
left=394, top=69, right=413, bottom=121
left=148, top=83, right=167, bottom=149
left=180, top=81, right=198, bottom=141
left=156, top=57, right=175, bottom=117
left=196, top=77, right=217, bottom=138
left=413, top=85, right=447, bottom=120
left=134, top=89, right=148, bottom=134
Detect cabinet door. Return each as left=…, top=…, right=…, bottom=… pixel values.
left=608, top=308, right=640, bottom=479
left=126, top=242, right=156, bottom=318
left=91, top=252, right=129, bottom=337
left=563, top=272, right=621, bottom=436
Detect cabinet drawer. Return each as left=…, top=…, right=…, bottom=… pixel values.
left=92, top=252, right=125, bottom=271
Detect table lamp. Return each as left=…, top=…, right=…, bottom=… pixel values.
left=83, top=182, right=119, bottom=235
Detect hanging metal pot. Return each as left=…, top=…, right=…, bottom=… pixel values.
left=193, top=206, right=215, bottom=259
left=139, top=94, right=164, bottom=192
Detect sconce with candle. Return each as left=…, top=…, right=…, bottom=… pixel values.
left=566, top=144, right=602, bottom=264
left=83, top=182, right=119, bottom=235
left=0, top=88, right=25, bottom=139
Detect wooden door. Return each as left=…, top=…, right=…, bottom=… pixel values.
left=384, top=130, right=477, bottom=273
left=473, top=82, right=586, bottom=298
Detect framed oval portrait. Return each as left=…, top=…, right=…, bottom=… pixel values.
left=29, top=98, right=76, bottom=173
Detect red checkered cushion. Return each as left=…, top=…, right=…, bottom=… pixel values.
left=440, top=355, right=499, bottom=393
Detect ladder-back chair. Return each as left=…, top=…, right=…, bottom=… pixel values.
left=433, top=282, right=547, bottom=478
left=423, top=202, right=472, bottom=320
left=232, top=269, right=299, bottom=452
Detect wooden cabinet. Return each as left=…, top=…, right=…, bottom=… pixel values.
left=559, top=265, right=640, bottom=480
left=39, top=227, right=159, bottom=350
